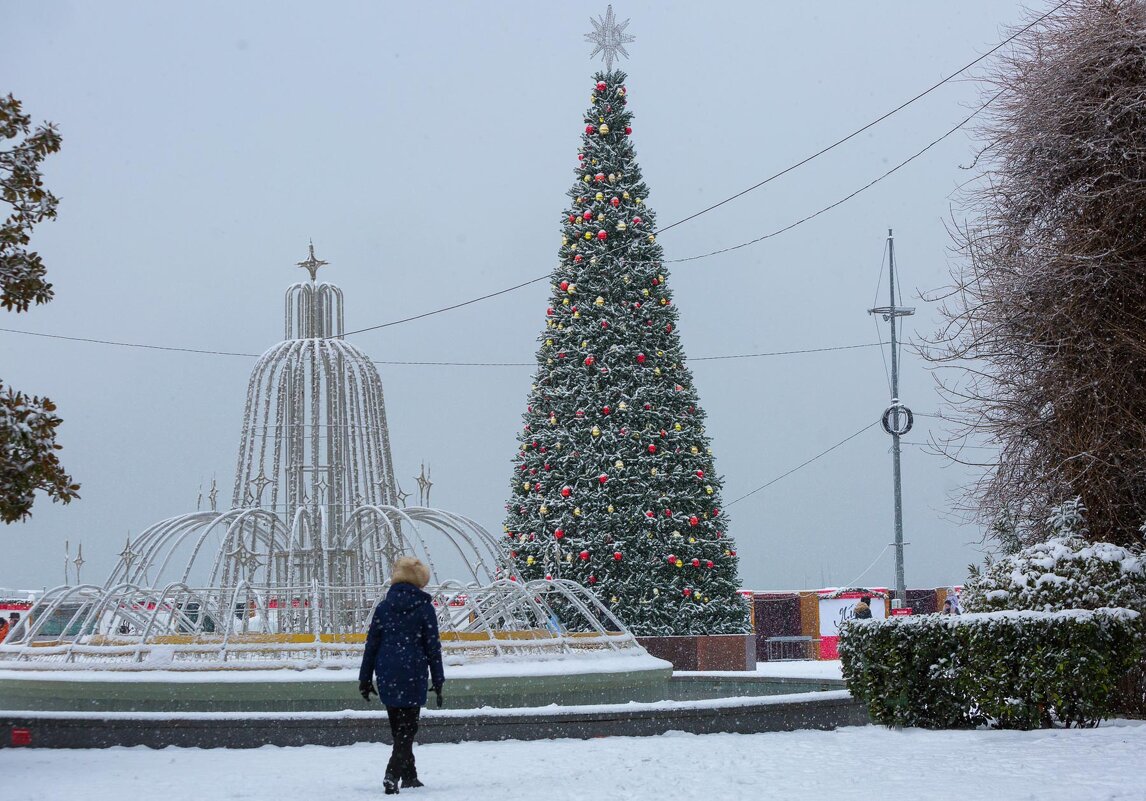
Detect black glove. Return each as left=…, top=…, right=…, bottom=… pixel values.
left=359, top=680, right=376, bottom=702
left=433, top=685, right=443, bottom=708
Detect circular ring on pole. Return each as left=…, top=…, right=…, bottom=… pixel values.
left=881, top=403, right=913, bottom=436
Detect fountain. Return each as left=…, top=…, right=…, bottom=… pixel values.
left=0, top=247, right=664, bottom=714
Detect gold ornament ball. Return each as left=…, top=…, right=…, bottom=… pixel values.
left=540, top=505, right=549, bottom=515
left=600, top=124, right=610, bottom=134
left=690, top=446, right=699, bottom=454
left=595, top=192, right=604, bottom=201
left=584, top=231, right=593, bottom=240
left=594, top=296, right=605, bottom=306
left=592, top=426, right=601, bottom=437
left=675, top=559, right=683, bottom=568
left=607, top=504, right=615, bottom=513
left=522, top=481, right=531, bottom=490
left=674, top=423, right=682, bottom=431
left=614, top=460, right=624, bottom=469
left=526, top=556, right=535, bottom=565
left=574, top=507, right=582, bottom=517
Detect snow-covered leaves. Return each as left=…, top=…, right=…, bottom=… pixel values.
left=0, top=381, right=78, bottom=523
left=840, top=608, right=1141, bottom=729
left=0, top=93, right=61, bottom=313
left=962, top=500, right=1146, bottom=615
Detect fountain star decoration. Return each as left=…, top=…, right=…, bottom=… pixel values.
left=585, top=5, right=634, bottom=72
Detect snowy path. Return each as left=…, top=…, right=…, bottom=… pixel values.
left=4, top=721, right=1144, bottom=800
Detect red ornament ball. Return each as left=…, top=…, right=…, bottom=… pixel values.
left=696, top=470, right=705, bottom=478
left=683, top=588, right=692, bottom=597
left=636, top=353, right=646, bottom=364
left=689, top=515, right=699, bottom=527
left=554, top=529, right=565, bottom=539
left=583, top=210, right=593, bottom=221
left=664, top=508, right=673, bottom=517
left=613, top=551, right=623, bottom=561
left=597, top=230, right=608, bottom=241
left=546, top=307, right=553, bottom=316
left=545, top=574, right=553, bottom=580
left=706, top=560, right=714, bottom=569
left=713, top=508, right=721, bottom=517
left=646, top=510, right=656, bottom=519
left=579, top=550, right=590, bottom=561
left=585, top=125, right=596, bottom=134
left=578, top=153, right=585, bottom=161
left=667, top=553, right=676, bottom=564
left=691, top=558, right=700, bottom=568
left=574, top=255, right=583, bottom=263
left=601, top=321, right=608, bottom=329
left=584, top=355, right=595, bottom=366
left=602, top=405, right=611, bottom=415
left=568, top=214, right=576, bottom=223
left=596, top=81, right=607, bottom=91
left=610, top=197, right=620, bottom=207
left=633, top=216, right=642, bottom=225
left=644, top=403, right=651, bottom=410
left=625, top=126, right=632, bottom=135
left=560, top=280, right=570, bottom=291
left=595, top=172, right=605, bottom=182
left=647, top=444, right=657, bottom=454
left=588, top=574, right=597, bottom=584
left=561, top=486, right=572, bottom=497
left=598, top=473, right=608, bottom=484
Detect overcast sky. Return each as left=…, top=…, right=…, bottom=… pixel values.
left=2, top=1, right=1039, bottom=594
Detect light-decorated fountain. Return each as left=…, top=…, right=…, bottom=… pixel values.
left=0, top=247, right=664, bottom=712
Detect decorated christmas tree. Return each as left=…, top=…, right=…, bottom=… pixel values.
left=502, top=8, right=748, bottom=636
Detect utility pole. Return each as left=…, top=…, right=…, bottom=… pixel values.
left=868, top=229, right=914, bottom=606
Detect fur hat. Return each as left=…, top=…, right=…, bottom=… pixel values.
left=391, top=556, right=431, bottom=588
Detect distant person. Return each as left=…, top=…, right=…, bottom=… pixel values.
left=359, top=556, right=444, bottom=795
left=853, top=596, right=873, bottom=619
left=942, top=598, right=960, bottom=615
left=0, top=615, right=8, bottom=643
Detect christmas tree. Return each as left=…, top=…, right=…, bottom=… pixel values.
left=502, top=12, right=748, bottom=636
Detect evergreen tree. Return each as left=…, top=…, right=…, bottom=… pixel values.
left=503, top=70, right=748, bottom=636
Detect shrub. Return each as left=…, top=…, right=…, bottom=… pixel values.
left=962, top=504, right=1146, bottom=615
left=840, top=609, right=1141, bottom=729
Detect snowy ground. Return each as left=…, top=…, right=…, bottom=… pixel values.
left=4, top=662, right=1143, bottom=799
left=3, top=722, right=1144, bottom=800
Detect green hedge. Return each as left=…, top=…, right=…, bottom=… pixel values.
left=839, top=608, right=1141, bottom=729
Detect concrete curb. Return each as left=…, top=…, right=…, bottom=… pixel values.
left=1, top=693, right=868, bottom=748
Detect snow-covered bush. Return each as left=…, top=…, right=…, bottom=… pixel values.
left=840, top=609, right=1140, bottom=729
left=961, top=501, right=1146, bottom=615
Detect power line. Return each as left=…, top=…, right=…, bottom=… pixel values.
left=665, top=95, right=999, bottom=263
left=727, top=419, right=881, bottom=507
left=0, top=327, right=887, bottom=367
left=341, top=274, right=550, bottom=337
left=334, top=5, right=1068, bottom=335
left=654, top=0, right=1068, bottom=235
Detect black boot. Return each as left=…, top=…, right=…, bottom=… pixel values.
left=401, top=775, right=424, bottom=789
left=384, top=773, right=400, bottom=795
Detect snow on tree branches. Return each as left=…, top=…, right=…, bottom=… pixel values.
left=501, top=72, right=748, bottom=636
left=923, top=1, right=1146, bottom=547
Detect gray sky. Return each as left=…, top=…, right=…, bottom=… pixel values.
left=2, top=1, right=1035, bottom=594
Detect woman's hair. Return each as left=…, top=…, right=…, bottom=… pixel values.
left=391, top=556, right=431, bottom=588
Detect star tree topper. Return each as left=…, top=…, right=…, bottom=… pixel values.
left=585, top=5, right=634, bottom=72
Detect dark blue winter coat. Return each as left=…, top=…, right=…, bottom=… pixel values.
left=358, top=582, right=445, bottom=708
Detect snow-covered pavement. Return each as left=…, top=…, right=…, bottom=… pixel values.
left=4, top=720, right=1144, bottom=800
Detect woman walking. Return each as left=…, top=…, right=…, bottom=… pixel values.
left=359, top=557, right=445, bottom=794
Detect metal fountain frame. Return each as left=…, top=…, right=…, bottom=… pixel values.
left=0, top=246, right=641, bottom=670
